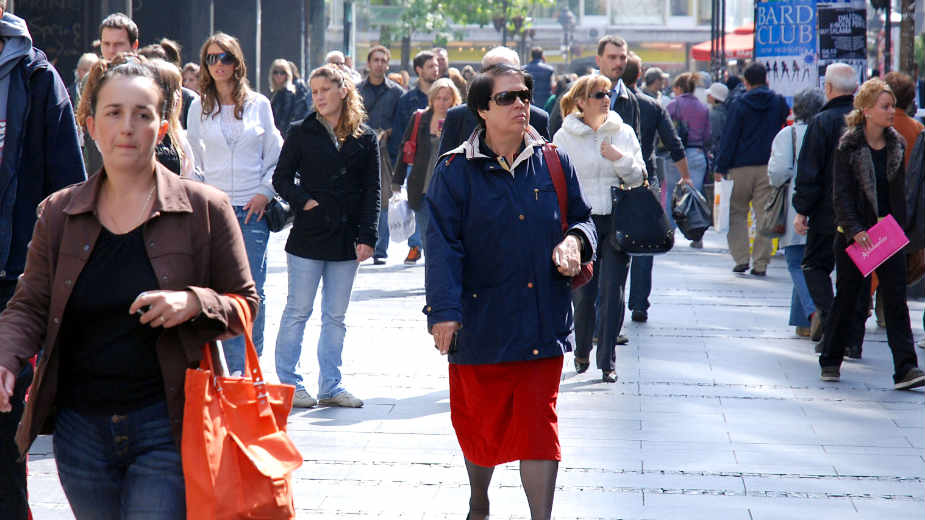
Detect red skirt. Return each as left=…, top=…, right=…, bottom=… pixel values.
left=448, top=356, right=563, bottom=467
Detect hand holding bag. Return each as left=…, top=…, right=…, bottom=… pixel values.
left=388, top=188, right=416, bottom=243
left=758, top=126, right=796, bottom=238
left=543, top=144, right=593, bottom=289
left=182, top=294, right=302, bottom=519
left=264, top=196, right=293, bottom=233
left=671, top=182, right=712, bottom=241
left=609, top=178, right=674, bottom=256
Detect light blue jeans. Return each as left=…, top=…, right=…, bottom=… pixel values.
left=784, top=245, right=816, bottom=327
left=663, top=147, right=706, bottom=230
left=224, top=207, right=269, bottom=374
left=275, top=254, right=359, bottom=398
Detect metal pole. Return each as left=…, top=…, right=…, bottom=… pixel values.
left=125, top=0, right=132, bottom=18
left=209, top=0, right=215, bottom=35
left=884, top=4, right=892, bottom=73
left=256, top=0, right=262, bottom=93
left=720, top=0, right=726, bottom=75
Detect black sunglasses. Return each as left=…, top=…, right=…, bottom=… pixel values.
left=205, top=52, right=236, bottom=66
left=491, top=89, right=531, bottom=106
left=272, top=70, right=288, bottom=76
left=589, top=91, right=611, bottom=100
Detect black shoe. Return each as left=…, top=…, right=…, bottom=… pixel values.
left=602, top=370, right=617, bottom=383
left=631, top=310, right=648, bottom=323
left=895, top=368, right=925, bottom=390
left=750, top=268, right=766, bottom=276
left=845, top=346, right=862, bottom=360
left=616, top=335, right=629, bottom=345
left=821, top=366, right=840, bottom=382
left=574, top=356, right=590, bottom=374
left=733, top=263, right=749, bottom=273
left=373, top=257, right=386, bottom=265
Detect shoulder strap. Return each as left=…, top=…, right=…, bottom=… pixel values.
left=410, top=109, right=424, bottom=146
left=542, top=143, right=568, bottom=232
left=791, top=125, right=797, bottom=169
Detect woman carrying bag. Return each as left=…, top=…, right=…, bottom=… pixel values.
left=0, top=59, right=257, bottom=518
left=818, top=79, right=924, bottom=389
left=273, top=64, right=380, bottom=409
left=553, top=74, right=646, bottom=383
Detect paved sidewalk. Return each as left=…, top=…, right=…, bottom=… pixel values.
left=27, top=229, right=925, bottom=519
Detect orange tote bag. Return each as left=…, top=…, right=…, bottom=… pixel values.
left=182, top=294, right=302, bottom=519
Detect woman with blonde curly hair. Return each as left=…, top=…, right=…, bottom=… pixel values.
left=186, top=32, right=283, bottom=375
left=272, top=64, right=380, bottom=408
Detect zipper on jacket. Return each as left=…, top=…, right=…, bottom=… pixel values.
left=534, top=188, right=539, bottom=200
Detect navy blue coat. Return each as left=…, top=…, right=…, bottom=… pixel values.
left=716, top=85, right=789, bottom=174
left=0, top=47, right=86, bottom=281
left=424, top=130, right=597, bottom=365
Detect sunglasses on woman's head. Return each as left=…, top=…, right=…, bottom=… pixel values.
left=589, top=91, right=610, bottom=100
left=491, top=89, right=531, bottom=106
left=205, top=52, right=236, bottom=66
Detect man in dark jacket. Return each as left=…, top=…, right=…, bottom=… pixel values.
left=525, top=46, right=554, bottom=106
left=437, top=46, right=550, bottom=156
left=716, top=62, right=789, bottom=276
left=358, top=45, right=404, bottom=264
left=0, top=5, right=86, bottom=517
left=596, top=35, right=640, bottom=137
left=793, top=62, right=863, bottom=350
left=391, top=51, right=438, bottom=162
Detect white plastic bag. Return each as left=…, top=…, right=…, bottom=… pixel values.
left=714, top=178, right=734, bottom=233
left=388, top=189, right=415, bottom=243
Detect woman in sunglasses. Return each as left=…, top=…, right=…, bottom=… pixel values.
left=268, top=58, right=308, bottom=135
left=187, top=32, right=283, bottom=375
left=552, top=74, right=645, bottom=383
left=425, top=63, right=596, bottom=520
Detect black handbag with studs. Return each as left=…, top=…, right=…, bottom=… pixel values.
left=609, top=182, right=674, bottom=256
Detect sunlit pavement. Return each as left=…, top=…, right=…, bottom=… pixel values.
left=28, top=228, right=924, bottom=519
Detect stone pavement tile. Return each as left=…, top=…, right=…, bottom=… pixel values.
left=833, top=455, right=925, bottom=478
left=851, top=498, right=925, bottom=520
left=732, top=445, right=827, bottom=466
left=742, top=475, right=924, bottom=500
left=364, top=432, right=459, bottom=451
left=638, top=494, right=752, bottom=520
left=560, top=448, right=642, bottom=473
left=747, top=496, right=861, bottom=519
left=640, top=448, right=737, bottom=472
left=888, top=411, right=925, bottom=427
left=821, top=445, right=924, bottom=457
left=553, top=488, right=644, bottom=519
left=640, top=396, right=722, bottom=414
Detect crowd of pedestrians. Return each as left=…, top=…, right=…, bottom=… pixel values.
left=0, top=3, right=922, bottom=518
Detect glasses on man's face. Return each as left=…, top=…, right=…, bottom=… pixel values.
left=272, top=70, right=288, bottom=76
left=491, top=89, right=531, bottom=106
left=205, top=52, right=236, bottom=66
left=588, top=91, right=610, bottom=100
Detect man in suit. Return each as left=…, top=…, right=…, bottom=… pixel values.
left=437, top=46, right=550, bottom=156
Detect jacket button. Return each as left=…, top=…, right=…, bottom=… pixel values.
left=518, top=214, right=525, bottom=221
left=0, top=270, right=5, bottom=278
left=83, top=244, right=90, bottom=251
left=64, top=279, right=72, bottom=286
left=527, top=282, right=534, bottom=288
left=532, top=349, right=539, bottom=355
left=148, top=241, right=156, bottom=248
left=53, top=317, right=59, bottom=324
left=472, top=293, right=478, bottom=298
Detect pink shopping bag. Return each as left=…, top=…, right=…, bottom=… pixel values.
left=845, top=214, right=910, bottom=277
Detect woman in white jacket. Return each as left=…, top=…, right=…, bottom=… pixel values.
left=187, top=33, right=283, bottom=374
left=767, top=88, right=824, bottom=338
left=553, top=74, right=646, bottom=383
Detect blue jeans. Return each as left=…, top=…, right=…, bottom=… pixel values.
left=225, top=206, right=270, bottom=374
left=275, top=254, right=359, bottom=398
left=628, top=255, right=653, bottom=312
left=406, top=204, right=429, bottom=253
left=53, top=401, right=185, bottom=519
left=374, top=206, right=390, bottom=259
left=784, top=245, right=816, bottom=327
left=663, top=147, right=706, bottom=230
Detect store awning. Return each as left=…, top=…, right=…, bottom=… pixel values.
left=691, top=24, right=754, bottom=62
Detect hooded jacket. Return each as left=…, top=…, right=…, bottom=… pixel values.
left=553, top=111, right=646, bottom=214
left=716, top=85, right=790, bottom=174
left=0, top=13, right=86, bottom=282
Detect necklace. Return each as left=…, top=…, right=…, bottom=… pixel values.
left=104, top=182, right=156, bottom=234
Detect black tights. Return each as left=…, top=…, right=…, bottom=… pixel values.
left=465, top=458, right=559, bottom=520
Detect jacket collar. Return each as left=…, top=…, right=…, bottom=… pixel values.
left=63, top=162, right=193, bottom=216
left=822, top=94, right=853, bottom=111
left=446, top=125, right=546, bottom=173
left=561, top=111, right=624, bottom=136
left=838, top=125, right=905, bottom=217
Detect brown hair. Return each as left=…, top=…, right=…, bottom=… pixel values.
left=597, top=35, right=627, bottom=57
left=76, top=54, right=166, bottom=128
left=198, top=32, right=250, bottom=120
left=159, top=38, right=182, bottom=68
left=559, top=74, right=612, bottom=118
left=447, top=67, right=468, bottom=98
left=673, top=72, right=695, bottom=94
left=621, top=52, right=642, bottom=87
left=99, top=12, right=138, bottom=45
left=147, top=58, right=186, bottom=163
left=845, top=78, right=896, bottom=127
left=883, top=71, right=915, bottom=111
left=309, top=64, right=367, bottom=140
left=367, top=45, right=390, bottom=63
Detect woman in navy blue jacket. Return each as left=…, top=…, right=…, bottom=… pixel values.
left=424, top=64, right=596, bottom=520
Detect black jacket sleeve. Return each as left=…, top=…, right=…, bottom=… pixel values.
left=437, top=108, right=463, bottom=157
left=358, top=132, right=382, bottom=247
left=272, top=128, right=311, bottom=210
left=831, top=147, right=865, bottom=240
left=656, top=104, right=686, bottom=163
left=793, top=117, right=825, bottom=216
left=392, top=111, right=418, bottom=185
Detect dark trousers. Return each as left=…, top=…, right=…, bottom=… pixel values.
left=819, top=236, right=919, bottom=382
left=573, top=215, right=630, bottom=372
left=628, top=256, right=653, bottom=312
left=0, top=280, right=31, bottom=520
left=802, top=228, right=868, bottom=347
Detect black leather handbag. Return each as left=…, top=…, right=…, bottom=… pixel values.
left=609, top=182, right=674, bottom=256
left=264, top=196, right=293, bottom=233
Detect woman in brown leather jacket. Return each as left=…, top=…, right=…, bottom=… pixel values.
left=0, top=59, right=257, bottom=518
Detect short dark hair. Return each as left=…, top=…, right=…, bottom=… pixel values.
left=597, top=35, right=627, bottom=57
left=413, top=51, right=435, bottom=74
left=621, top=52, right=642, bottom=87
left=531, top=47, right=544, bottom=61
left=743, top=62, right=767, bottom=87
left=138, top=44, right=168, bottom=61
left=99, top=13, right=139, bottom=46
left=159, top=38, right=182, bottom=68
left=883, top=71, right=916, bottom=110
left=673, top=72, right=695, bottom=94
left=367, top=45, right=390, bottom=63
left=467, top=63, right=533, bottom=130
left=791, top=88, right=825, bottom=123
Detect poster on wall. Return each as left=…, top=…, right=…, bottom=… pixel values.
left=754, top=0, right=818, bottom=101
left=816, top=0, right=867, bottom=88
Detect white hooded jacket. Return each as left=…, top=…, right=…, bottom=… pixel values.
left=553, top=111, right=646, bottom=215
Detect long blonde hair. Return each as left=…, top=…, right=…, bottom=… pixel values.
left=268, top=58, right=293, bottom=93
left=559, top=74, right=612, bottom=118
left=844, top=78, right=896, bottom=127
left=427, top=77, right=462, bottom=110
left=309, top=64, right=367, bottom=141
left=198, top=32, right=250, bottom=120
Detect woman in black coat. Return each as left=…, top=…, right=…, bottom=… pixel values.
left=269, top=59, right=308, bottom=135
left=272, top=64, right=380, bottom=409
left=819, top=78, right=924, bottom=390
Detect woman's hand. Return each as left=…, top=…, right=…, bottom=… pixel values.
left=0, top=366, right=15, bottom=413
left=553, top=235, right=582, bottom=277
left=600, top=141, right=623, bottom=162
left=853, top=230, right=872, bottom=251
left=432, top=321, right=461, bottom=355
left=356, top=244, right=373, bottom=263
left=130, top=290, right=202, bottom=328
left=243, top=193, right=270, bottom=224
left=303, top=199, right=319, bottom=211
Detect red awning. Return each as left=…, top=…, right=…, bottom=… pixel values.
left=691, top=25, right=754, bottom=62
